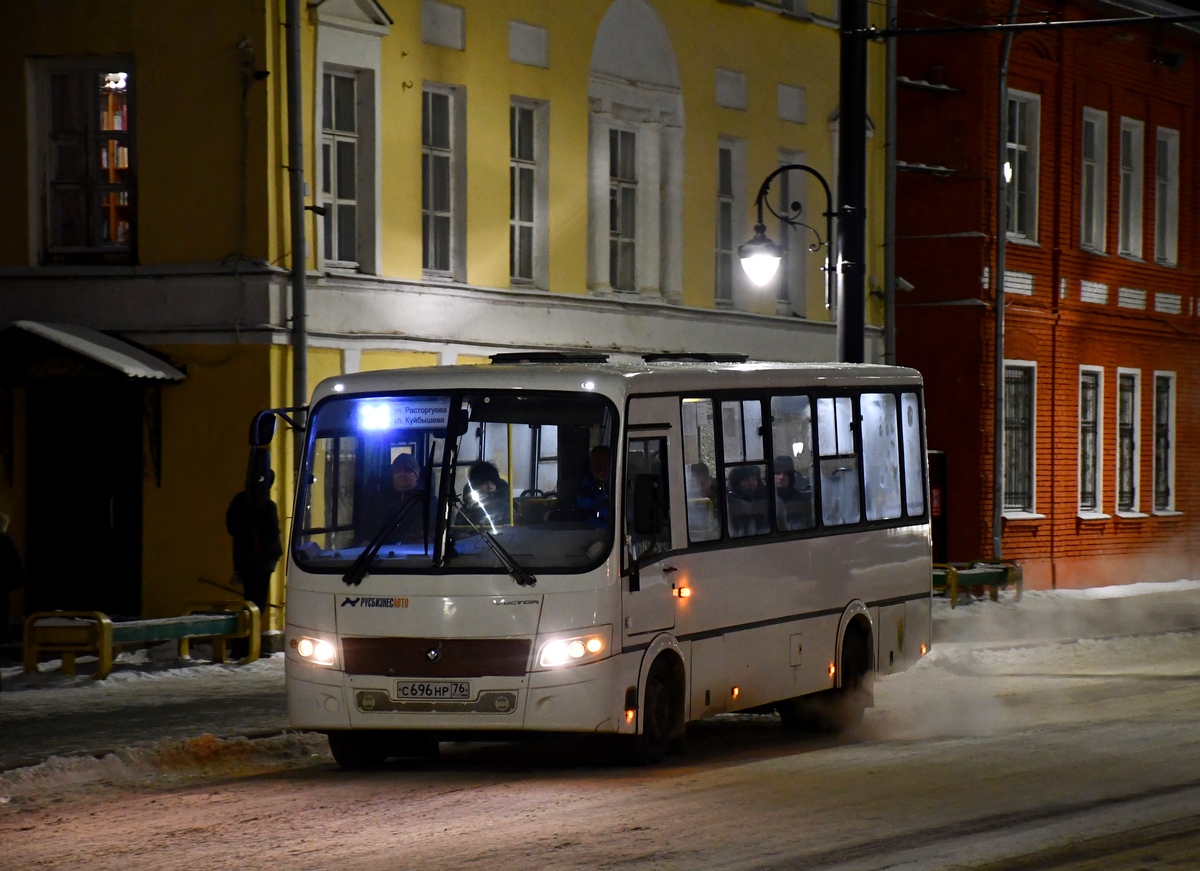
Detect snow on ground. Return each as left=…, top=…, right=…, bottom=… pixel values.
left=2, top=579, right=1198, bottom=803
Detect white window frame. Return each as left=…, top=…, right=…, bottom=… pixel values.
left=422, top=82, right=466, bottom=281
left=313, top=9, right=384, bottom=275
left=1080, top=107, right=1107, bottom=253
left=1005, top=90, right=1040, bottom=241
left=320, top=70, right=360, bottom=270
left=509, top=98, right=549, bottom=289
left=1118, top=117, right=1144, bottom=259
left=608, top=125, right=638, bottom=292
left=1078, top=366, right=1106, bottom=518
left=714, top=137, right=746, bottom=309
left=1154, top=127, right=1179, bottom=266
left=1002, top=360, right=1040, bottom=518
left=1152, top=371, right=1178, bottom=514
left=1115, top=367, right=1142, bottom=516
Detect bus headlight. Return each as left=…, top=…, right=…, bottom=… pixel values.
left=536, top=627, right=612, bottom=669
left=291, top=634, right=338, bottom=667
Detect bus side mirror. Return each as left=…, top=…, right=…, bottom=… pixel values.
left=632, top=473, right=661, bottom=536
left=249, top=412, right=277, bottom=447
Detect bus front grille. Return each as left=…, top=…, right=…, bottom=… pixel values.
left=340, top=637, right=532, bottom=677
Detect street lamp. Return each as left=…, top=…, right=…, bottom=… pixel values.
left=738, top=163, right=838, bottom=311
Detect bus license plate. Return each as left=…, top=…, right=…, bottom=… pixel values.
left=395, top=680, right=471, bottom=700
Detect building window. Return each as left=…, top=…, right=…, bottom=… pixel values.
left=1079, top=368, right=1102, bottom=512
left=1153, top=373, right=1175, bottom=512
left=423, top=85, right=463, bottom=278
left=38, top=62, right=135, bottom=263
left=609, top=128, right=637, bottom=292
left=1080, top=108, right=1106, bottom=252
left=1003, top=364, right=1035, bottom=512
left=510, top=103, right=537, bottom=284
left=1005, top=91, right=1039, bottom=240
left=321, top=72, right=358, bottom=267
left=715, top=144, right=734, bottom=305
left=1118, top=118, right=1143, bottom=258
left=1154, top=128, right=1179, bottom=266
left=1117, top=370, right=1139, bottom=512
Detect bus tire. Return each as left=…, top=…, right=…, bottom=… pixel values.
left=833, top=626, right=872, bottom=729
left=619, top=660, right=675, bottom=766
left=326, top=730, right=388, bottom=769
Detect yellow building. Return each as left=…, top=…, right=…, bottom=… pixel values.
left=0, top=0, right=887, bottom=635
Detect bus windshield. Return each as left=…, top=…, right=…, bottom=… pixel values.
left=293, top=390, right=616, bottom=576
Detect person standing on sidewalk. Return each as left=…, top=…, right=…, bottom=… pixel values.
left=225, top=465, right=283, bottom=619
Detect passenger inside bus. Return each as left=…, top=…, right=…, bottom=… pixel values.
left=773, top=455, right=814, bottom=531
left=726, top=464, right=769, bottom=537
left=457, top=461, right=511, bottom=529
left=550, top=445, right=611, bottom=526
left=356, top=452, right=429, bottom=546
left=686, top=462, right=719, bottom=537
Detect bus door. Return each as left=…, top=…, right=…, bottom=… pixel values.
left=622, top=397, right=683, bottom=638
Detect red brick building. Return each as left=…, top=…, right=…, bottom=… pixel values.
left=895, top=0, right=1200, bottom=589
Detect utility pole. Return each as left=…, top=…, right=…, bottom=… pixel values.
left=837, top=0, right=869, bottom=365
left=285, top=0, right=308, bottom=471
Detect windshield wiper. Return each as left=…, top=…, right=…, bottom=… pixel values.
left=453, top=499, right=537, bottom=587
left=342, top=492, right=426, bottom=587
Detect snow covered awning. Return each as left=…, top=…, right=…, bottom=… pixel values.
left=7, top=321, right=185, bottom=381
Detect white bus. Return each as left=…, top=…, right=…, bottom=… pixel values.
left=278, top=355, right=931, bottom=767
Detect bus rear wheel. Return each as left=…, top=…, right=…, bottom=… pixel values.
left=777, top=628, right=872, bottom=733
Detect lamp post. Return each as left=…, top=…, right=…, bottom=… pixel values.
left=738, top=162, right=839, bottom=316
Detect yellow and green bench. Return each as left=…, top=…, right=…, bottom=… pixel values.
left=933, top=562, right=1023, bottom=609
left=23, top=601, right=260, bottom=680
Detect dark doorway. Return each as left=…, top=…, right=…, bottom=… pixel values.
left=26, top=379, right=144, bottom=616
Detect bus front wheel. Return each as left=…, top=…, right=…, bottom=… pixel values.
left=327, top=730, right=388, bottom=769
left=619, top=660, right=676, bottom=766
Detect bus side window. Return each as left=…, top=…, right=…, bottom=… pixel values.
left=625, top=436, right=671, bottom=560
left=860, top=393, right=902, bottom=521
left=681, top=398, right=720, bottom=542
left=816, top=396, right=862, bottom=526
left=901, top=392, right=926, bottom=516
left=770, top=395, right=815, bottom=531
left=721, top=399, right=769, bottom=538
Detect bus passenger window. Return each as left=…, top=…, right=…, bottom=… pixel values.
left=682, top=398, right=720, bottom=542
left=721, top=399, right=769, bottom=538
left=861, top=393, right=902, bottom=521
left=770, top=395, right=815, bottom=531
left=901, top=393, right=926, bottom=516
left=816, top=396, right=862, bottom=526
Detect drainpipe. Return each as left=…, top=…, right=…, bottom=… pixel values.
left=884, top=0, right=897, bottom=365
left=992, top=0, right=1021, bottom=561
left=286, top=0, right=308, bottom=471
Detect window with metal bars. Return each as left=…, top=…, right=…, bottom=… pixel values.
left=1003, top=366, right=1034, bottom=511
left=1079, top=371, right=1099, bottom=511
left=322, top=72, right=358, bottom=267
left=1154, top=375, right=1173, bottom=511
left=1117, top=372, right=1137, bottom=511
left=609, top=129, right=637, bottom=291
